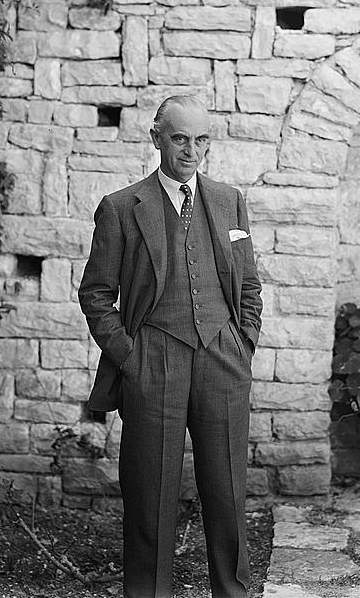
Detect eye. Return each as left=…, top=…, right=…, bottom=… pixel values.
left=196, top=136, right=209, bottom=146
left=172, top=134, right=187, bottom=145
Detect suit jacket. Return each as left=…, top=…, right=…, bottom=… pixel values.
left=78, top=170, right=262, bottom=412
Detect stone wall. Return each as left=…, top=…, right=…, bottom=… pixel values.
left=1, top=0, right=360, bottom=508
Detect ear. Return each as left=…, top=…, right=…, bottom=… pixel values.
left=150, top=128, right=161, bottom=150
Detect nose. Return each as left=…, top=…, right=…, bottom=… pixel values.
left=184, top=138, right=197, bottom=156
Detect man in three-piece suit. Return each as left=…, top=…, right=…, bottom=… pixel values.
left=78, top=95, right=262, bottom=598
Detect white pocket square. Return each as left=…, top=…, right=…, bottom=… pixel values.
left=229, top=229, right=250, bottom=242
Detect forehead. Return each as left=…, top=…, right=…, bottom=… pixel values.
left=162, top=104, right=210, bottom=135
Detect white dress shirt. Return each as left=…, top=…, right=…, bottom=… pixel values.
left=158, top=167, right=197, bottom=216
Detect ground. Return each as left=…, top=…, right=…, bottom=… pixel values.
left=0, top=498, right=273, bottom=598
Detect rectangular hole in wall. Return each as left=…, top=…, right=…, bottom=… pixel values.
left=17, top=255, right=43, bottom=278
left=276, top=7, right=309, bottom=30
left=98, top=106, right=121, bottom=127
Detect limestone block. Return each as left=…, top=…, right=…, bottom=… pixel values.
left=299, top=84, right=358, bottom=128
left=18, top=1, right=68, bottom=31
left=229, top=113, right=282, bottom=142
left=69, top=172, right=125, bottom=220
left=0, top=255, right=17, bottom=277
left=344, top=146, right=360, bottom=179
left=1, top=99, right=28, bottom=122
left=289, top=110, right=352, bottom=142
left=123, top=16, right=148, bottom=86
left=259, top=284, right=275, bottom=316
left=69, top=8, right=121, bottom=29
left=119, top=108, right=153, bottom=141
left=165, top=6, right=251, bottom=30
left=0, top=339, right=39, bottom=369
left=5, top=149, right=43, bottom=215
left=0, top=423, right=29, bottom=454
left=2, top=277, right=40, bottom=303
left=34, top=59, right=61, bottom=99
left=251, top=381, right=330, bottom=412
left=279, top=130, right=348, bottom=176
left=76, top=127, right=119, bottom=141
left=9, top=123, right=73, bottom=154
left=237, top=76, right=291, bottom=115
left=273, top=412, right=330, bottom=441
left=68, top=154, right=144, bottom=179
left=273, top=521, right=348, bottom=550
left=338, top=180, right=360, bottom=244
left=0, top=302, right=88, bottom=340
left=278, top=464, right=332, bottom=495
left=37, top=476, right=62, bottom=507
left=312, top=64, right=360, bottom=115
left=0, top=454, right=53, bottom=473
left=41, top=340, right=88, bottom=368
left=62, top=85, right=135, bottom=106
left=62, top=369, right=91, bottom=401
left=28, top=100, right=53, bottom=124
left=275, top=225, right=337, bottom=257
left=15, top=399, right=81, bottom=425
left=258, top=254, right=335, bottom=287
left=0, top=373, right=15, bottom=422
left=1, top=215, right=92, bottom=258
left=237, top=58, right=313, bottom=79
left=30, top=422, right=67, bottom=455
left=0, top=472, right=37, bottom=504
left=275, top=349, right=332, bottom=383
left=62, top=457, right=120, bottom=495
left=263, top=170, right=338, bottom=188
left=149, top=56, right=211, bottom=85
left=274, top=31, right=335, bottom=59
left=277, top=287, right=335, bottom=317
left=137, top=84, right=214, bottom=110
left=88, top=338, right=101, bottom=370
left=4, top=63, right=33, bottom=79
left=305, top=8, right=360, bottom=34
left=252, top=8, right=275, bottom=59
left=255, top=441, right=330, bottom=466
left=209, top=114, right=228, bottom=139
left=0, top=78, right=32, bottom=97
left=214, top=61, right=235, bottom=112
left=9, top=32, right=37, bottom=64
left=71, top=260, right=87, bottom=292
left=337, top=244, right=360, bottom=284
left=163, top=31, right=250, bottom=60
left=260, top=316, right=334, bottom=350
left=247, top=187, right=337, bottom=226
left=61, top=60, right=122, bottom=86
left=251, top=225, right=274, bottom=254
left=53, top=103, right=98, bottom=127
left=41, top=258, right=72, bottom=302
left=252, top=347, right=275, bottom=381
left=335, top=47, right=360, bottom=88
left=38, top=31, right=120, bottom=59
left=246, top=468, right=269, bottom=496
left=0, top=123, right=9, bottom=149
left=16, top=369, right=61, bottom=399
left=208, top=140, right=277, bottom=184
left=42, top=155, right=68, bottom=217
left=149, top=28, right=161, bottom=57
left=249, top=412, right=272, bottom=442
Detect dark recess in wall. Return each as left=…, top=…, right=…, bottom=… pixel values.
left=98, top=106, right=121, bottom=127
left=276, top=7, right=309, bottom=29
left=17, top=255, right=43, bottom=278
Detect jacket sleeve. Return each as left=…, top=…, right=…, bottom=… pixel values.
left=237, top=190, right=263, bottom=352
left=78, top=195, right=133, bottom=367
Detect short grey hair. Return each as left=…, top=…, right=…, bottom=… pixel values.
left=152, top=95, right=208, bottom=134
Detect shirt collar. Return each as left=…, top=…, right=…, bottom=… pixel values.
left=158, top=167, right=197, bottom=198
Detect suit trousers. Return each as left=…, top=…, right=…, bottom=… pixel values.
left=119, top=321, right=252, bottom=598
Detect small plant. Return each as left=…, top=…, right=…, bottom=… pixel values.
left=329, top=302, right=360, bottom=422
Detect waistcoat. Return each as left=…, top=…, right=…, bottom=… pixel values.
left=146, top=184, right=230, bottom=348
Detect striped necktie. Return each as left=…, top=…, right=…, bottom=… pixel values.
left=179, top=184, right=193, bottom=231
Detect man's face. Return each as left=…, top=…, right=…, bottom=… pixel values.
left=150, top=103, right=210, bottom=183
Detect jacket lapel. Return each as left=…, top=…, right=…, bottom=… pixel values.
left=133, top=171, right=168, bottom=309
left=197, top=173, right=233, bottom=315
